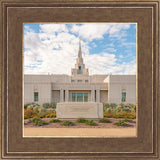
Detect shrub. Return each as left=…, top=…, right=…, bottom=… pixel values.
left=110, top=103, right=117, bottom=109
left=49, top=114, right=55, bottom=118
left=123, top=119, right=133, bottom=123
left=37, top=115, right=44, bottom=118
left=125, top=115, right=136, bottom=119
left=27, top=105, right=34, bottom=110
left=61, top=121, right=75, bottom=126
left=28, top=119, right=32, bottom=123
left=24, top=109, right=37, bottom=118
left=119, top=103, right=124, bottom=107
left=45, top=113, right=55, bottom=118
left=41, top=107, right=47, bottom=112
left=133, top=105, right=136, bottom=112
left=114, top=120, right=128, bottom=126
left=49, top=119, right=61, bottom=123
left=30, top=114, right=37, bottom=118
left=30, top=117, right=49, bottom=126
left=103, top=103, right=110, bottom=111
left=122, top=108, right=131, bottom=112
left=43, top=103, right=57, bottom=109
left=37, top=121, right=48, bottom=126
left=33, top=106, right=39, bottom=113
left=31, top=117, right=40, bottom=123
left=24, top=115, right=29, bottom=119
left=106, top=108, right=112, bottom=113
left=24, top=103, right=39, bottom=109
left=116, top=105, right=123, bottom=112
left=45, top=114, right=50, bottom=118
left=113, top=115, right=122, bottom=118
left=47, top=108, right=54, bottom=114
left=104, top=112, right=114, bottom=118
left=33, top=120, right=48, bottom=126
left=53, top=110, right=56, bottom=117
left=38, top=108, right=47, bottom=116
left=103, top=103, right=110, bottom=108
left=24, top=104, right=28, bottom=109
left=85, top=120, right=97, bottom=126
left=103, top=103, right=136, bottom=119
left=43, top=103, right=50, bottom=108
left=76, top=118, right=87, bottom=123
left=99, top=118, right=111, bottom=123
left=50, top=103, right=56, bottom=109
left=122, top=112, right=136, bottom=119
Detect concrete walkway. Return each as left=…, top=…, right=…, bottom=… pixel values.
left=24, top=128, right=136, bottom=137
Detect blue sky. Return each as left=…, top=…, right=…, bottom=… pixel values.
left=24, top=23, right=136, bottom=75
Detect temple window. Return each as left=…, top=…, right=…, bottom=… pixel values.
left=34, top=92, right=38, bottom=102
left=122, top=92, right=126, bottom=102
left=78, top=66, right=81, bottom=74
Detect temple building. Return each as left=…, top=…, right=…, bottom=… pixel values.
left=24, top=39, right=136, bottom=119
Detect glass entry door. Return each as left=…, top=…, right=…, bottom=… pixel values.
left=84, top=93, right=88, bottom=102
left=72, top=93, right=88, bottom=102
left=77, top=93, right=83, bottom=102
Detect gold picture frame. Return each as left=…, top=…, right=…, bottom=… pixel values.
left=0, top=0, right=160, bottom=159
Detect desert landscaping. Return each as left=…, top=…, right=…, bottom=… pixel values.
left=23, top=103, right=136, bottom=137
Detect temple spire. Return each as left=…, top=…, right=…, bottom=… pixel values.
left=71, top=38, right=89, bottom=76
left=78, top=38, right=82, bottom=58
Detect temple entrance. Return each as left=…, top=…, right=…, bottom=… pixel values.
left=71, top=93, right=88, bottom=102
left=69, top=90, right=91, bottom=102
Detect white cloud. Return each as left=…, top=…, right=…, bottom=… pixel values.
left=24, top=26, right=89, bottom=75
left=24, top=24, right=136, bottom=75
left=40, top=24, right=68, bottom=34
left=104, top=47, right=117, bottom=52
left=70, top=24, right=130, bottom=41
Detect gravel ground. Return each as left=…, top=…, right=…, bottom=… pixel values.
left=24, top=118, right=136, bottom=128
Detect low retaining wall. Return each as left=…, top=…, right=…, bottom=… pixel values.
left=56, top=102, right=103, bottom=119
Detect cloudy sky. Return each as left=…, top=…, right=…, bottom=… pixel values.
left=24, top=23, right=136, bottom=75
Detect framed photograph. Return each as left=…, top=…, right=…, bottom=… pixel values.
left=23, top=23, right=137, bottom=138
left=0, top=0, right=160, bottom=159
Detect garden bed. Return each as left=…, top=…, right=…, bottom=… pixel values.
left=24, top=118, right=136, bottom=128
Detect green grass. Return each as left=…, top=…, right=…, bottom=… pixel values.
left=76, top=118, right=88, bottom=123
left=85, top=120, right=98, bottom=126
left=49, top=119, right=61, bottom=123
left=114, top=120, right=128, bottom=126
left=99, top=118, right=112, bottom=123
left=61, top=121, right=75, bottom=126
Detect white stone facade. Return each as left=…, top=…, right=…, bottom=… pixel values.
left=24, top=74, right=136, bottom=105
left=24, top=39, right=136, bottom=106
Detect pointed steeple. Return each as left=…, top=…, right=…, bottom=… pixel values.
left=71, top=38, right=89, bottom=76
left=78, top=38, right=82, bottom=58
